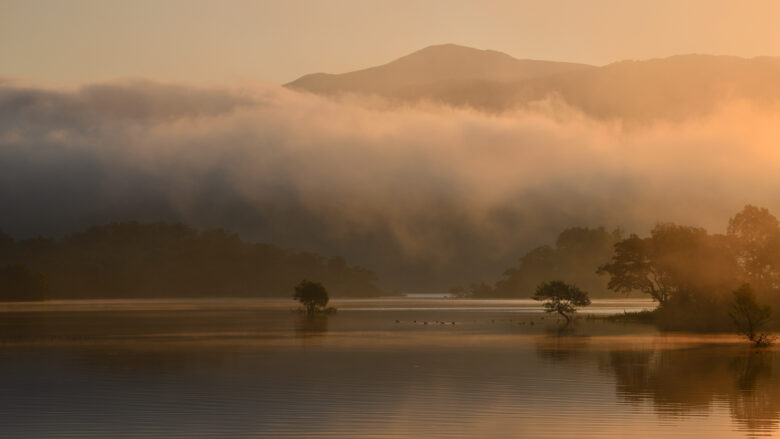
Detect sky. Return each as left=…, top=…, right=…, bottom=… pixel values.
left=2, top=0, right=780, bottom=85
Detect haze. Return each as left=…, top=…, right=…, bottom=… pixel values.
left=2, top=0, right=780, bottom=84
left=2, top=1, right=780, bottom=293
left=4, top=4, right=780, bottom=438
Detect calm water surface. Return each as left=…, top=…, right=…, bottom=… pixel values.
left=0, top=298, right=777, bottom=438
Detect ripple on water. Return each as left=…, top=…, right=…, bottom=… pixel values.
left=0, top=299, right=775, bottom=438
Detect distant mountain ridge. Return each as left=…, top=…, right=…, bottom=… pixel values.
left=286, top=44, right=780, bottom=120
left=286, top=44, right=593, bottom=94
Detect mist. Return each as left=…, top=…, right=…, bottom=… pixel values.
left=2, top=79, right=779, bottom=292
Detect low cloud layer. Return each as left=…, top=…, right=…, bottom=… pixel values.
left=2, top=80, right=780, bottom=291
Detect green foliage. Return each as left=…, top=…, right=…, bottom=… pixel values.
left=0, top=263, right=49, bottom=301
left=293, top=280, right=330, bottom=315
left=729, top=284, right=773, bottom=347
left=0, top=222, right=383, bottom=299
left=532, top=281, right=591, bottom=324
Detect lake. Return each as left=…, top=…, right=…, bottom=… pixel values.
left=0, top=298, right=777, bottom=438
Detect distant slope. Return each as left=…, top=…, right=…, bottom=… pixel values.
left=285, top=43, right=594, bottom=96
left=517, top=54, right=780, bottom=120
left=0, top=222, right=385, bottom=299
left=286, top=45, right=780, bottom=120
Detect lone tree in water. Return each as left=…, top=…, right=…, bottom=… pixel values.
left=533, top=281, right=591, bottom=324
left=293, top=280, right=330, bottom=315
left=729, top=284, right=773, bottom=347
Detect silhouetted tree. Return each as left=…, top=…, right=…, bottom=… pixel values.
left=729, top=284, right=773, bottom=347
left=0, top=263, right=49, bottom=301
left=293, top=280, right=330, bottom=315
left=455, top=227, right=619, bottom=298
left=598, top=234, right=667, bottom=302
left=598, top=223, right=738, bottom=306
left=533, top=281, right=591, bottom=324
left=0, top=222, right=384, bottom=299
left=727, top=205, right=780, bottom=292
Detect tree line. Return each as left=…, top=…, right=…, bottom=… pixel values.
left=451, top=226, right=621, bottom=298
left=599, top=205, right=779, bottom=332
left=455, top=205, right=780, bottom=332
left=0, top=222, right=383, bottom=300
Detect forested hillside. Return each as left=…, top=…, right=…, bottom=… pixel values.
left=0, top=222, right=384, bottom=300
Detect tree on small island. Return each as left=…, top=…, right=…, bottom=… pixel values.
left=729, top=284, right=773, bottom=347
left=293, top=280, right=334, bottom=315
left=533, top=281, right=591, bottom=324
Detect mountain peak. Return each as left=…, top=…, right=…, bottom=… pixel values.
left=284, top=46, right=780, bottom=119
left=285, top=44, right=592, bottom=94
left=400, top=43, right=512, bottom=59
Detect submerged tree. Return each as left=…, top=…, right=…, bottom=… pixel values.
left=729, top=284, right=773, bottom=347
left=533, top=281, right=591, bottom=324
left=293, top=280, right=331, bottom=315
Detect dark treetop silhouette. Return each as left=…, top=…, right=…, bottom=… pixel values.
left=452, top=227, right=620, bottom=298
left=597, top=205, right=778, bottom=333
left=455, top=205, right=780, bottom=334
left=293, top=280, right=331, bottom=315
left=532, top=281, right=591, bottom=324
left=0, top=222, right=383, bottom=300
left=729, top=283, right=773, bottom=347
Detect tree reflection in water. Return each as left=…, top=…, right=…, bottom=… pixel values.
left=294, top=315, right=329, bottom=339
left=535, top=326, right=590, bottom=362
left=601, top=347, right=779, bottom=437
left=534, top=331, right=780, bottom=438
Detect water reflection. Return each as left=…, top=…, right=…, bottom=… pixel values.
left=730, top=354, right=777, bottom=436
left=294, top=314, right=330, bottom=338
left=601, top=348, right=780, bottom=437
left=531, top=328, right=780, bottom=438
left=535, top=326, right=591, bottom=362
left=0, top=300, right=777, bottom=438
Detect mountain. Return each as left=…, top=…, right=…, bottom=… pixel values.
left=285, top=43, right=593, bottom=97
left=286, top=45, right=780, bottom=120
left=520, top=54, right=780, bottom=120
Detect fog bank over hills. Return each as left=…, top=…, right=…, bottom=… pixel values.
left=3, top=45, right=780, bottom=293
left=287, top=44, right=780, bottom=121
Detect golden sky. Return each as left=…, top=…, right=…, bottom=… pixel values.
left=1, top=0, right=779, bottom=84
